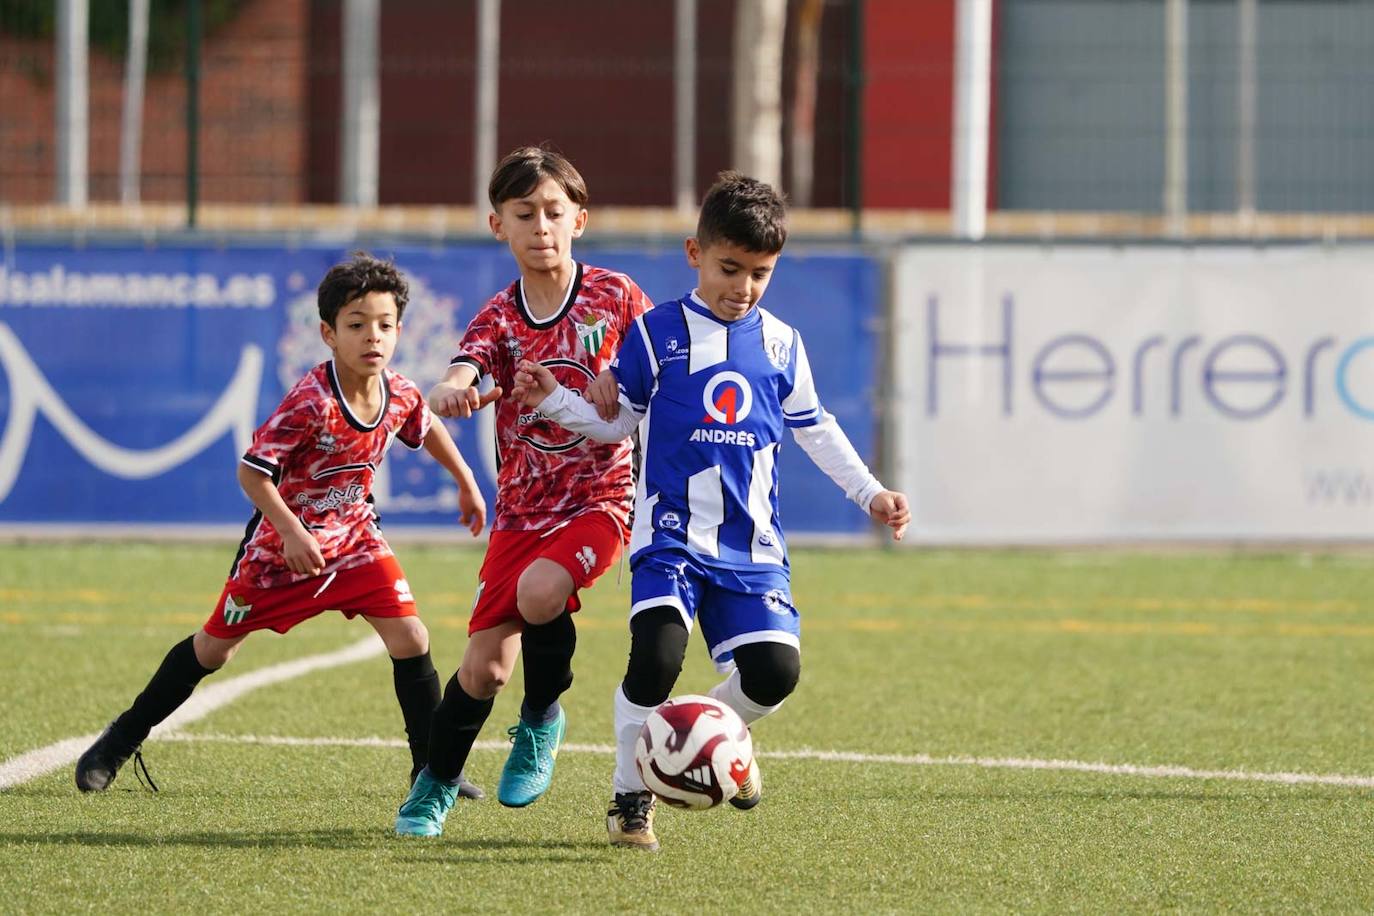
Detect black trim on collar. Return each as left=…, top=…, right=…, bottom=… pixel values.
left=327, top=360, right=390, bottom=432
left=514, top=262, right=584, bottom=329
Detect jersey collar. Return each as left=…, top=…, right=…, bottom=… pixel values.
left=686, top=290, right=761, bottom=328
left=326, top=360, right=391, bottom=432
left=515, top=262, right=584, bottom=329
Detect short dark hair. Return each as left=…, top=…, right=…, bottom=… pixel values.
left=695, top=171, right=788, bottom=253
left=316, top=252, right=409, bottom=327
left=487, top=144, right=589, bottom=210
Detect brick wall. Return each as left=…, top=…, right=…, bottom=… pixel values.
left=0, top=0, right=307, bottom=204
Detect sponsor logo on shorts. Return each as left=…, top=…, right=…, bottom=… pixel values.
left=471, top=580, right=485, bottom=612
left=223, top=594, right=252, bottom=626
left=762, top=588, right=790, bottom=615
left=394, top=578, right=414, bottom=603
left=758, top=531, right=774, bottom=547
left=574, top=545, right=597, bottom=575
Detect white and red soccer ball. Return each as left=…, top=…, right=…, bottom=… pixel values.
left=634, top=695, right=760, bottom=809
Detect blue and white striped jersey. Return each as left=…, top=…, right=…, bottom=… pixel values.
left=612, top=292, right=824, bottom=572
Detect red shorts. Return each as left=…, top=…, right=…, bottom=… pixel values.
left=469, top=511, right=625, bottom=635
left=203, top=555, right=417, bottom=639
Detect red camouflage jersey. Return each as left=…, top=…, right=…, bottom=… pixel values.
left=230, top=361, right=429, bottom=589
left=450, top=263, right=651, bottom=532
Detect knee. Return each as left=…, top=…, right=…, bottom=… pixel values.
left=623, top=607, right=689, bottom=707
left=380, top=617, right=430, bottom=658
left=193, top=630, right=241, bottom=669
left=515, top=569, right=570, bottom=626
left=459, top=661, right=509, bottom=700
left=736, top=643, right=801, bottom=708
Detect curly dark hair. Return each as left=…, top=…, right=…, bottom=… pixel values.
left=695, top=171, right=788, bottom=254
left=316, top=252, right=409, bottom=326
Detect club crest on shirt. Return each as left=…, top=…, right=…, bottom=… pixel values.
left=765, top=337, right=791, bottom=371
left=659, top=336, right=688, bottom=367
left=575, top=315, right=608, bottom=358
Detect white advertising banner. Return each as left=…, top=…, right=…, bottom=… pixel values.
left=893, top=245, right=1374, bottom=542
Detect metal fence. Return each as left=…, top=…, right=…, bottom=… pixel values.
left=3, top=0, right=1374, bottom=237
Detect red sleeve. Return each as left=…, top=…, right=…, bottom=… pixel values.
left=395, top=384, right=431, bottom=451
left=241, top=384, right=318, bottom=477
left=451, top=300, right=507, bottom=383
left=621, top=276, right=653, bottom=337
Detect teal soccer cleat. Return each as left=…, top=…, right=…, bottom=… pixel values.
left=497, top=708, right=566, bottom=807
left=395, top=768, right=458, bottom=837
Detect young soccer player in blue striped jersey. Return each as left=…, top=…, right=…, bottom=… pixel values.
left=510, top=172, right=910, bottom=851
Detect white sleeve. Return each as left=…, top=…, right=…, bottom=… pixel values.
left=538, top=384, right=644, bottom=443
left=791, top=411, right=886, bottom=513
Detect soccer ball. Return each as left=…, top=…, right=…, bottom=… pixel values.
left=634, top=695, right=759, bottom=809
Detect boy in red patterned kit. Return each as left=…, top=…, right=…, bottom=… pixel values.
left=75, top=253, right=486, bottom=795
left=395, top=146, right=652, bottom=835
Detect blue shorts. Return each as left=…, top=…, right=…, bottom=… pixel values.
left=630, top=549, right=801, bottom=672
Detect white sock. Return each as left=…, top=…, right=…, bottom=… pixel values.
left=708, top=668, right=783, bottom=725
left=613, top=683, right=656, bottom=795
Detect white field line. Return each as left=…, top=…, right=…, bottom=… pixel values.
left=0, top=635, right=386, bottom=791
left=161, top=732, right=1374, bottom=790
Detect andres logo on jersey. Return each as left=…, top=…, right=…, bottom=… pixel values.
left=690, top=371, right=758, bottom=447
left=515, top=359, right=597, bottom=453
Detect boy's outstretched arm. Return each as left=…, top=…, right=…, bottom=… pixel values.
left=428, top=363, right=502, bottom=419
left=422, top=420, right=486, bottom=536
left=237, top=463, right=325, bottom=576
left=511, top=359, right=641, bottom=443
left=791, top=413, right=912, bottom=541
left=867, top=490, right=911, bottom=542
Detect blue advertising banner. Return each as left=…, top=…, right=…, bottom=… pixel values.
left=0, top=242, right=879, bottom=535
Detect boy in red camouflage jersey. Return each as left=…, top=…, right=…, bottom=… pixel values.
left=395, top=146, right=651, bottom=835
left=76, top=253, right=487, bottom=795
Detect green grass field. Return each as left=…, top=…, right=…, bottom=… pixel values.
left=2, top=541, right=1372, bottom=913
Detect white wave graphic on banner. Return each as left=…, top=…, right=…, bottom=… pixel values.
left=0, top=321, right=262, bottom=504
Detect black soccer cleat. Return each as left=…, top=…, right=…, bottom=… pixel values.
left=75, top=723, right=140, bottom=792
left=410, top=764, right=485, bottom=801
left=456, top=772, right=485, bottom=801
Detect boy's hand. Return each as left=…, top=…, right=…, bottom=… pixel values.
left=583, top=369, right=621, bottom=421
left=429, top=382, right=502, bottom=419
left=281, top=526, right=326, bottom=576
left=868, top=491, right=911, bottom=542
left=510, top=359, right=557, bottom=408
left=457, top=486, right=486, bottom=536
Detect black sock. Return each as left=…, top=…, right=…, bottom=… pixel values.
left=427, top=671, right=494, bottom=785
left=520, top=611, right=576, bottom=725
left=391, top=651, right=441, bottom=778
left=112, top=635, right=216, bottom=746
